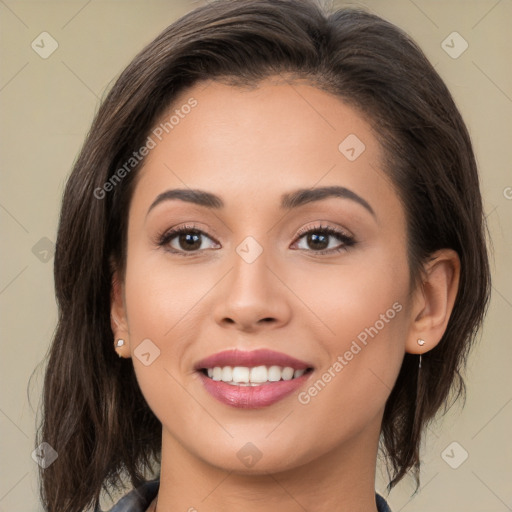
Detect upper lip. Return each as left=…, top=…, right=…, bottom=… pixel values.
left=194, top=349, right=313, bottom=371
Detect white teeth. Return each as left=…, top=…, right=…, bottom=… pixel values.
left=250, top=365, right=268, bottom=383
left=221, top=366, right=233, bottom=382
left=282, top=367, right=294, bottom=380
left=232, top=366, right=249, bottom=383
left=268, top=365, right=282, bottom=382
left=204, top=365, right=309, bottom=384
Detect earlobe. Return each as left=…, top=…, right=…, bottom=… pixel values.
left=405, top=249, right=461, bottom=355
left=110, top=268, right=131, bottom=358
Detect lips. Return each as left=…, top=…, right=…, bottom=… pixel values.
left=194, top=349, right=314, bottom=409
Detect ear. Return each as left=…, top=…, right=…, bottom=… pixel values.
left=406, top=249, right=461, bottom=355
left=110, top=263, right=131, bottom=359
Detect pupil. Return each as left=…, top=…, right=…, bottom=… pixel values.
left=309, top=233, right=328, bottom=250
left=180, top=232, right=201, bottom=250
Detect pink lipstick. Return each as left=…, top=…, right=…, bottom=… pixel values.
left=194, top=349, right=314, bottom=409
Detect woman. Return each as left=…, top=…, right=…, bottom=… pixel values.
left=36, top=1, right=491, bottom=511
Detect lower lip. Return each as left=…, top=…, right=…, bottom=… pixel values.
left=197, top=371, right=312, bottom=409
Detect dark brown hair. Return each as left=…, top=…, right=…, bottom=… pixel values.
left=35, top=0, right=491, bottom=510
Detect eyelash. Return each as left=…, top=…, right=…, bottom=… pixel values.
left=157, top=223, right=356, bottom=257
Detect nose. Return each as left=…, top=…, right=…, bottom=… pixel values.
left=212, top=246, right=292, bottom=333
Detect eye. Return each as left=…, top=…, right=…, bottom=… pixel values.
left=293, top=223, right=355, bottom=255
left=157, top=224, right=219, bottom=256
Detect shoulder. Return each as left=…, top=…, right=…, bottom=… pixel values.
left=376, top=492, right=393, bottom=512
left=97, top=479, right=160, bottom=512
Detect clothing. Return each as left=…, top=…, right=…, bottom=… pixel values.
left=100, top=478, right=392, bottom=512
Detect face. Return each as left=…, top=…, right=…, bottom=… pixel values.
left=112, top=77, right=417, bottom=474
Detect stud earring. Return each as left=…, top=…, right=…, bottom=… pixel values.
left=115, top=339, right=125, bottom=358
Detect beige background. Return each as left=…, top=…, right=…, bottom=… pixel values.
left=1, top=0, right=511, bottom=510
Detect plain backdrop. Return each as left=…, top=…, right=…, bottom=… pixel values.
left=0, top=1, right=511, bottom=511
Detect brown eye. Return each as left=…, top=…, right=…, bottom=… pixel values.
left=303, top=232, right=330, bottom=250
left=158, top=227, right=219, bottom=255
left=175, top=231, right=202, bottom=251
left=294, top=225, right=355, bottom=255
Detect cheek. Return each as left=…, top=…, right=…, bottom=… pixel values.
left=289, top=242, right=409, bottom=348
left=289, top=249, right=409, bottom=424
left=123, top=249, right=211, bottom=340
left=122, top=265, right=208, bottom=437
left=121, top=249, right=206, bottom=405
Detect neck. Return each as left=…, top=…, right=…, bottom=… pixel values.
left=153, top=414, right=383, bottom=512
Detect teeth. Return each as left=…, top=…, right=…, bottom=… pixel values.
left=221, top=366, right=233, bottom=382
left=204, top=365, right=308, bottom=384
left=250, top=365, right=268, bottom=383
left=282, top=367, right=295, bottom=380
left=268, top=365, right=281, bottom=382
left=232, top=366, right=249, bottom=383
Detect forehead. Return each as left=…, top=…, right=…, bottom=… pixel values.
left=132, top=78, right=399, bottom=221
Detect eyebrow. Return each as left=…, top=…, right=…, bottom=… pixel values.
left=146, top=186, right=375, bottom=217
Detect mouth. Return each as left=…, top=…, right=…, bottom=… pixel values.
left=194, top=349, right=314, bottom=408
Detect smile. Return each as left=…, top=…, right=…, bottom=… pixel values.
left=194, top=349, right=315, bottom=408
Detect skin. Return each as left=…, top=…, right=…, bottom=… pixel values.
left=111, top=76, right=460, bottom=512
